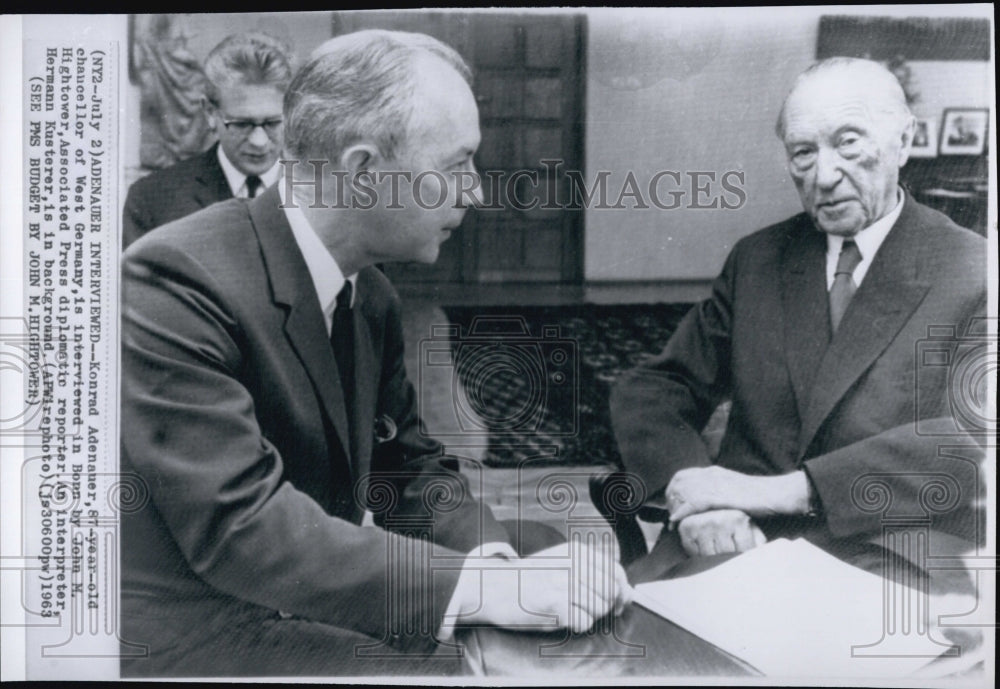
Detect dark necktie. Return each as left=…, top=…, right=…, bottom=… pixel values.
left=245, top=175, right=263, bottom=199
left=829, top=240, right=863, bottom=334
left=331, top=282, right=355, bottom=439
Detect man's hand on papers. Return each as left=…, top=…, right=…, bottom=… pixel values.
left=453, top=542, right=634, bottom=634
left=677, top=509, right=767, bottom=556
left=665, top=466, right=811, bottom=524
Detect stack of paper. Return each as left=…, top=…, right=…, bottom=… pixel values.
left=634, top=538, right=976, bottom=680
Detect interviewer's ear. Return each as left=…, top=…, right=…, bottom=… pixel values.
left=341, top=143, right=380, bottom=179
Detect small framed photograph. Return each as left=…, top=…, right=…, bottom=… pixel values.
left=909, top=118, right=938, bottom=158
left=939, top=108, right=989, bottom=155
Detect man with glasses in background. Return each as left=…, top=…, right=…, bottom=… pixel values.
left=122, top=32, right=292, bottom=248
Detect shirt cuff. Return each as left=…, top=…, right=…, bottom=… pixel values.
left=438, top=542, right=518, bottom=641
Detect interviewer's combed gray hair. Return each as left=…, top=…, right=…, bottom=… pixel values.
left=774, top=56, right=913, bottom=140
left=283, top=30, right=473, bottom=165
left=203, top=32, right=295, bottom=106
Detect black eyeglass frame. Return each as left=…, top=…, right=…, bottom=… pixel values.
left=219, top=117, right=284, bottom=138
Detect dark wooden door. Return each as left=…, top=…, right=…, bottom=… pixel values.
left=331, top=11, right=585, bottom=284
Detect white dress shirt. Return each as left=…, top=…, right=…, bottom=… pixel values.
left=824, top=190, right=904, bottom=291
left=218, top=146, right=282, bottom=199
left=280, top=183, right=356, bottom=334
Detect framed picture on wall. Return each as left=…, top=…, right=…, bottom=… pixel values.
left=909, top=118, right=938, bottom=158
left=939, top=108, right=989, bottom=155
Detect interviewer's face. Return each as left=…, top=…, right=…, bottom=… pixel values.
left=781, top=72, right=913, bottom=237
left=207, top=83, right=285, bottom=177
left=363, top=56, right=483, bottom=265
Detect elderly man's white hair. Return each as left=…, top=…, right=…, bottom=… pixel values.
left=283, top=30, right=472, bottom=164
left=774, top=57, right=913, bottom=140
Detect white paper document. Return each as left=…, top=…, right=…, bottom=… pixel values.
left=634, top=538, right=974, bottom=680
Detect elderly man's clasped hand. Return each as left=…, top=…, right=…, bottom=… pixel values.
left=664, top=466, right=812, bottom=556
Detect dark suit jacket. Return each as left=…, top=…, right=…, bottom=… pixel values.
left=122, top=143, right=233, bottom=249
left=121, top=186, right=510, bottom=668
left=611, top=197, right=986, bottom=542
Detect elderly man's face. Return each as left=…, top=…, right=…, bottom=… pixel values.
left=207, top=82, right=285, bottom=177
left=781, top=71, right=912, bottom=237
left=362, top=55, right=483, bottom=265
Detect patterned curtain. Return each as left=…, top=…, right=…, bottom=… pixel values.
left=132, top=14, right=216, bottom=170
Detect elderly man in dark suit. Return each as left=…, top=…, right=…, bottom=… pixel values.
left=122, top=32, right=292, bottom=248
left=610, top=57, right=986, bottom=568
left=121, top=30, right=630, bottom=678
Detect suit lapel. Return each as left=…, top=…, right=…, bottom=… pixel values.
left=798, top=199, right=931, bottom=455
left=193, top=144, right=234, bottom=208
left=781, top=216, right=831, bottom=425
left=248, top=186, right=354, bottom=470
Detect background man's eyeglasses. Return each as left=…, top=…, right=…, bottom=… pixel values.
left=220, top=118, right=284, bottom=138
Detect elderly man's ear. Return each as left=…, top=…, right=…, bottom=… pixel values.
left=896, top=115, right=917, bottom=167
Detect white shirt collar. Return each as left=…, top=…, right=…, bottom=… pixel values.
left=217, top=145, right=282, bottom=198
left=278, top=181, right=357, bottom=335
left=825, top=189, right=904, bottom=290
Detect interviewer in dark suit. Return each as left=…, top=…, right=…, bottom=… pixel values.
left=611, top=57, right=986, bottom=565
left=122, top=32, right=292, bottom=248
left=121, top=30, right=630, bottom=678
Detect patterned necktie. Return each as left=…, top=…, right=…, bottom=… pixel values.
left=245, top=175, right=263, bottom=199
left=829, top=240, right=863, bottom=334
left=331, top=282, right=355, bottom=439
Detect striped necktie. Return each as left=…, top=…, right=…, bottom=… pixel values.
left=829, top=239, right=862, bottom=334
